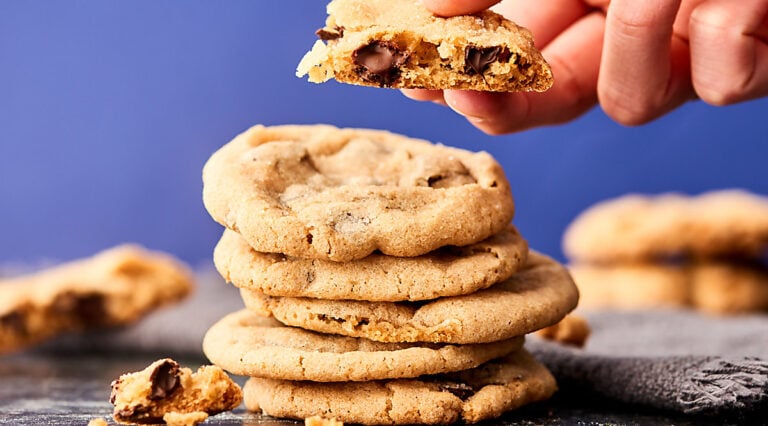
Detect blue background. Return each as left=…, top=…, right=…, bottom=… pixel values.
left=1, top=1, right=767, bottom=266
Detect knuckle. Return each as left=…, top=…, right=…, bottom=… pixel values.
left=690, top=1, right=732, bottom=31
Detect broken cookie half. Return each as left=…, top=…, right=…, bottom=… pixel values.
left=110, top=359, right=242, bottom=425
left=297, top=0, right=553, bottom=92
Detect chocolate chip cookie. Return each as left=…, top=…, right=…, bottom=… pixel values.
left=203, top=309, right=523, bottom=382
left=110, top=358, right=242, bottom=425
left=202, top=124, right=514, bottom=262
left=214, top=225, right=527, bottom=302
left=243, top=349, right=556, bottom=425
left=0, top=245, right=193, bottom=355
left=563, top=190, right=768, bottom=263
left=297, top=0, right=553, bottom=92
left=242, top=252, right=579, bottom=344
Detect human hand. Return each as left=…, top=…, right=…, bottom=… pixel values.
left=404, top=0, right=768, bottom=134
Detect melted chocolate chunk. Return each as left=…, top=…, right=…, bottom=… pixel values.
left=353, top=41, right=409, bottom=86
left=464, top=46, right=511, bottom=76
left=0, top=311, right=28, bottom=336
left=52, top=292, right=107, bottom=326
left=148, top=359, right=180, bottom=400
left=316, top=26, right=344, bottom=41
left=439, top=381, right=477, bottom=400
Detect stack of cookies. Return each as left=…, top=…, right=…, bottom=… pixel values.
left=563, top=190, right=768, bottom=314
left=201, top=124, right=579, bottom=424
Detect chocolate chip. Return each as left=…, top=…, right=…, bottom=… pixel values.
left=316, top=26, right=344, bottom=41
left=353, top=41, right=409, bottom=86
left=109, top=379, right=122, bottom=404
left=464, top=46, right=511, bottom=76
left=52, top=292, right=107, bottom=326
left=438, top=381, right=476, bottom=400
left=0, top=311, right=28, bottom=336
left=439, top=382, right=475, bottom=401
left=148, top=359, right=180, bottom=400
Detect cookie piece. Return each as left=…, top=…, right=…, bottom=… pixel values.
left=110, top=358, right=242, bottom=425
left=535, top=314, right=590, bottom=348
left=215, top=225, right=527, bottom=302
left=563, top=190, right=768, bottom=263
left=296, top=0, right=553, bottom=92
left=568, top=263, right=691, bottom=310
left=0, top=245, right=193, bottom=355
left=242, top=252, right=578, bottom=344
left=244, top=349, right=556, bottom=425
left=203, top=124, right=514, bottom=262
left=305, top=416, right=344, bottom=426
left=203, top=309, right=523, bottom=382
left=691, top=261, right=768, bottom=314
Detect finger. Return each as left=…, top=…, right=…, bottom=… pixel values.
left=401, top=89, right=445, bottom=102
left=599, top=0, right=694, bottom=125
left=443, top=12, right=605, bottom=134
left=689, top=0, right=768, bottom=105
left=492, top=0, right=594, bottom=48
left=423, top=0, right=501, bottom=16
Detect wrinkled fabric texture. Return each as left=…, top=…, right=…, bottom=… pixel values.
left=44, top=269, right=768, bottom=415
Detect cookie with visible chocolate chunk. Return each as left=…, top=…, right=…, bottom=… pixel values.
left=202, top=124, right=514, bottom=262
left=242, top=252, right=579, bottom=344
left=563, top=190, right=768, bottom=263
left=203, top=309, right=523, bottom=382
left=297, top=0, right=553, bottom=92
left=243, top=349, right=556, bottom=425
left=110, top=358, right=242, bottom=425
left=0, top=245, right=193, bottom=355
left=214, top=225, right=527, bottom=302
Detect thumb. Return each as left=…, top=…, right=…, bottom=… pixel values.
left=422, top=0, right=503, bottom=17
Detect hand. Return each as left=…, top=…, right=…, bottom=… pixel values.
left=403, top=0, right=768, bottom=134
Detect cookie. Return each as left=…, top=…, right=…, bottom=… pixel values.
left=535, top=314, right=591, bottom=348
left=0, top=245, right=193, bottom=355
left=110, top=358, right=242, bottom=425
left=214, top=225, right=527, bottom=302
left=691, top=261, right=768, bottom=314
left=242, top=252, right=579, bottom=344
left=202, top=124, right=514, bottom=262
left=569, top=261, right=768, bottom=314
left=563, top=190, right=768, bottom=262
left=243, top=349, right=556, bottom=425
left=567, top=263, right=691, bottom=310
left=203, top=309, right=523, bottom=382
left=296, top=0, right=553, bottom=92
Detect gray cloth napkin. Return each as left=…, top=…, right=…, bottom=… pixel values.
left=47, top=269, right=768, bottom=416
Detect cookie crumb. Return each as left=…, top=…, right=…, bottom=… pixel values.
left=305, top=415, right=344, bottom=426
left=536, top=314, right=590, bottom=347
left=87, top=419, right=109, bottom=426
left=110, top=358, right=242, bottom=425
left=163, top=411, right=209, bottom=426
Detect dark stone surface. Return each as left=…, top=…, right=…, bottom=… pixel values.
left=0, top=351, right=751, bottom=425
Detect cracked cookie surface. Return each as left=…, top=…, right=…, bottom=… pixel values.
left=202, top=124, right=514, bottom=262
left=203, top=309, right=523, bottom=382
left=242, top=252, right=579, bottom=344
left=214, top=225, right=527, bottom=302
left=297, top=0, right=553, bottom=92
left=243, top=349, right=556, bottom=425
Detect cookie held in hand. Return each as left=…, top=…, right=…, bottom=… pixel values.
left=297, top=0, right=553, bottom=92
